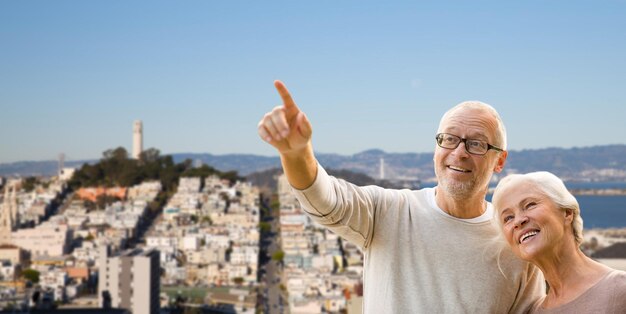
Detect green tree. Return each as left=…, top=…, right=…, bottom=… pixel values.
left=181, top=164, right=218, bottom=179
left=22, top=177, right=38, bottom=192
left=259, top=222, right=271, bottom=234
left=233, top=277, right=244, bottom=286
left=83, top=200, right=96, bottom=211
left=201, top=216, right=212, bottom=226
left=272, top=251, right=285, bottom=262
left=22, top=269, right=40, bottom=283
left=270, top=199, right=280, bottom=211
left=139, top=148, right=161, bottom=163
left=102, top=147, right=128, bottom=162
left=220, top=170, right=244, bottom=184
left=95, top=194, right=120, bottom=210
left=68, top=147, right=244, bottom=202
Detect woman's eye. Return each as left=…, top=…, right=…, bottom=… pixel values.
left=503, top=215, right=513, bottom=223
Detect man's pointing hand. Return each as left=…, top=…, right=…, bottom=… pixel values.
left=258, top=80, right=313, bottom=155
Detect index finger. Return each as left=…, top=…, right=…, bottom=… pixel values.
left=274, top=80, right=300, bottom=113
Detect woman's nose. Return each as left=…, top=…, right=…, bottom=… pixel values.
left=514, top=214, right=529, bottom=228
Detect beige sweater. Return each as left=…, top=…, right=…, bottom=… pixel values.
left=531, top=270, right=626, bottom=314
left=292, top=165, right=545, bottom=313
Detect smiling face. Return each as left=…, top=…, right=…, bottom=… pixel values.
left=494, top=180, right=574, bottom=262
left=434, top=106, right=507, bottom=199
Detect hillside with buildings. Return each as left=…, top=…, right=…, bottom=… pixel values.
left=0, top=147, right=262, bottom=312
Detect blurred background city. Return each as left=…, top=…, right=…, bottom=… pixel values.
left=1, top=1, right=625, bottom=313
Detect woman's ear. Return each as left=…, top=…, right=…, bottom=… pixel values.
left=564, top=208, right=574, bottom=224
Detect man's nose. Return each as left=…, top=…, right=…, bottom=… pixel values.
left=452, top=140, right=471, bottom=157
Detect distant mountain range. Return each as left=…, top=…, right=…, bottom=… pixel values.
left=177, top=145, right=626, bottom=183
left=2, top=144, right=626, bottom=182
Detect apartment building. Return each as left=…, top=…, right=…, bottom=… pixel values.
left=11, top=222, right=71, bottom=257
left=98, top=246, right=160, bottom=314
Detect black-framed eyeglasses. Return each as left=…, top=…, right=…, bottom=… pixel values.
left=435, top=133, right=503, bottom=155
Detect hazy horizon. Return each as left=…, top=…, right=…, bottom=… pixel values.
left=4, top=142, right=626, bottom=165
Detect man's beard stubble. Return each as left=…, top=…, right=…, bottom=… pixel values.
left=438, top=176, right=477, bottom=200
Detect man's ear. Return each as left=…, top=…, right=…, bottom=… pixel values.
left=494, top=150, right=508, bottom=173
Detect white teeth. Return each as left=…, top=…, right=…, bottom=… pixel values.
left=519, top=231, right=539, bottom=244
left=449, top=166, right=470, bottom=172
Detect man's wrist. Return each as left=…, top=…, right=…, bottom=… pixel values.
left=280, top=143, right=313, bottom=160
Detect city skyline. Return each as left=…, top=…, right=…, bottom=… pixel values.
left=2, top=1, right=626, bottom=163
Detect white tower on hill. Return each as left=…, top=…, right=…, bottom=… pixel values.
left=133, top=120, right=143, bottom=160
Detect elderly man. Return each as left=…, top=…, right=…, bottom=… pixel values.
left=258, top=80, right=544, bottom=313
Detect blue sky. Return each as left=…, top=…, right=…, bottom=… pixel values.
left=1, top=1, right=625, bottom=163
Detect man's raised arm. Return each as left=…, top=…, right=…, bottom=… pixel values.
left=257, top=80, right=317, bottom=190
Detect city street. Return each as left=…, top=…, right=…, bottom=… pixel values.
left=259, top=198, right=287, bottom=314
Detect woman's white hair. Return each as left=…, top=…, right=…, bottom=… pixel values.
left=492, top=171, right=584, bottom=245
left=438, top=101, right=508, bottom=150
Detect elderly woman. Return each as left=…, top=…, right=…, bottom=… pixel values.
left=492, top=171, right=626, bottom=313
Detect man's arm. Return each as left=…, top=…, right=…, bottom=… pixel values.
left=257, top=80, right=317, bottom=190
left=258, top=80, right=382, bottom=248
